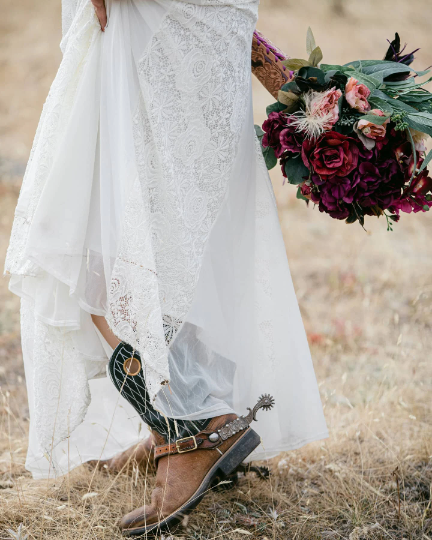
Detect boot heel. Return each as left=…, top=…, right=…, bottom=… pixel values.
left=217, top=428, right=261, bottom=478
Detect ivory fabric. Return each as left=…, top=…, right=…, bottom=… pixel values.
left=4, top=0, right=328, bottom=478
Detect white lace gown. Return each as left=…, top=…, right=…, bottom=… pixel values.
left=4, top=0, right=328, bottom=478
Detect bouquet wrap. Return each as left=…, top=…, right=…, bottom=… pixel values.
left=251, top=31, right=293, bottom=99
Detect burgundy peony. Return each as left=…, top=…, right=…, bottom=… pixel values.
left=355, top=157, right=404, bottom=211
left=262, top=112, right=285, bottom=153
left=279, top=116, right=303, bottom=154
left=262, top=112, right=287, bottom=158
left=302, top=131, right=360, bottom=180
left=311, top=184, right=351, bottom=220
left=262, top=112, right=303, bottom=159
left=353, top=162, right=383, bottom=199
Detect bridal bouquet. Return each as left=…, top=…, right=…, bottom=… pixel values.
left=255, top=30, right=432, bottom=229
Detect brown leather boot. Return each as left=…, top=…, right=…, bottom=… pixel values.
left=119, top=395, right=275, bottom=537
left=88, top=434, right=155, bottom=474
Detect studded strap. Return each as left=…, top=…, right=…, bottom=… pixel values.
left=153, top=428, right=232, bottom=461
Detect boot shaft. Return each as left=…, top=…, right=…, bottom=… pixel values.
left=108, top=342, right=212, bottom=443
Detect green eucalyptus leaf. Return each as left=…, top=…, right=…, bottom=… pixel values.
left=406, top=118, right=432, bottom=136
left=284, top=154, right=310, bottom=185
left=254, top=124, right=264, bottom=138
left=277, top=90, right=300, bottom=112
left=306, top=27, right=316, bottom=56
left=384, top=77, right=416, bottom=88
left=308, top=46, right=323, bottom=67
left=386, top=78, right=432, bottom=94
left=263, top=146, right=277, bottom=170
left=419, top=148, right=432, bottom=174
left=266, top=101, right=286, bottom=116
left=399, top=93, right=432, bottom=103
left=324, top=69, right=338, bottom=80
left=371, top=90, right=418, bottom=113
left=359, top=113, right=390, bottom=125
left=320, top=63, right=345, bottom=72
left=390, top=100, right=419, bottom=113
left=345, top=70, right=381, bottom=90
left=407, top=111, right=432, bottom=125
left=366, top=65, right=412, bottom=79
left=282, top=58, right=311, bottom=71
left=410, top=69, right=431, bottom=77
left=406, top=128, right=417, bottom=185
left=296, top=186, right=309, bottom=201
left=298, top=66, right=326, bottom=84
left=281, top=81, right=300, bottom=93
left=346, top=60, right=428, bottom=77
left=345, top=60, right=387, bottom=68
left=368, top=97, right=394, bottom=113
left=406, top=113, right=432, bottom=137
left=408, top=101, right=432, bottom=112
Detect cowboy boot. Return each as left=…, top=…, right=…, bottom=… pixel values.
left=107, top=342, right=274, bottom=537
left=108, top=342, right=213, bottom=440
left=88, top=434, right=156, bottom=474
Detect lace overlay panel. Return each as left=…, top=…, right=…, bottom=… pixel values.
left=21, top=298, right=91, bottom=454
left=107, top=1, right=259, bottom=399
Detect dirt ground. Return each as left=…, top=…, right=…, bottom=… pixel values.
left=1, top=1, right=432, bottom=539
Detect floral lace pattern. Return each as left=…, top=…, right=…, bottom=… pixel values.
left=20, top=298, right=91, bottom=454
left=62, top=0, right=80, bottom=39
left=106, top=0, right=259, bottom=400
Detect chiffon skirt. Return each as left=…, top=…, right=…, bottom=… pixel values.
left=4, top=0, right=328, bottom=478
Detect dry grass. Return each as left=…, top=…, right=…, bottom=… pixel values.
left=1, top=0, right=432, bottom=538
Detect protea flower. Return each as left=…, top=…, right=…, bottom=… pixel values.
left=290, top=88, right=342, bottom=139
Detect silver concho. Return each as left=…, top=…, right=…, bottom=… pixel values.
left=208, top=432, right=220, bottom=442
left=218, top=394, right=275, bottom=441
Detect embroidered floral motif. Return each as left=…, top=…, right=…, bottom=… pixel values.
left=106, top=1, right=259, bottom=401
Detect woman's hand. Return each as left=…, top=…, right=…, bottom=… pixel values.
left=91, top=0, right=107, bottom=32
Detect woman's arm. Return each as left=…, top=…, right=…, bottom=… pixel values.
left=91, top=0, right=107, bottom=31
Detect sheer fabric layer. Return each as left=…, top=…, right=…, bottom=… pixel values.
left=5, top=0, right=328, bottom=476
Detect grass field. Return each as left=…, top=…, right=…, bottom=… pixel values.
left=1, top=0, right=432, bottom=538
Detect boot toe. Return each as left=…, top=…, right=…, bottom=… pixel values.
left=120, top=504, right=161, bottom=532
left=120, top=506, right=145, bottom=531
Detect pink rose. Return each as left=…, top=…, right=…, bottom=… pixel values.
left=311, top=87, right=342, bottom=129
left=357, top=109, right=390, bottom=140
left=345, top=77, right=371, bottom=113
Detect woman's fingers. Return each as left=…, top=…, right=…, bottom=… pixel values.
left=91, top=0, right=107, bottom=31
